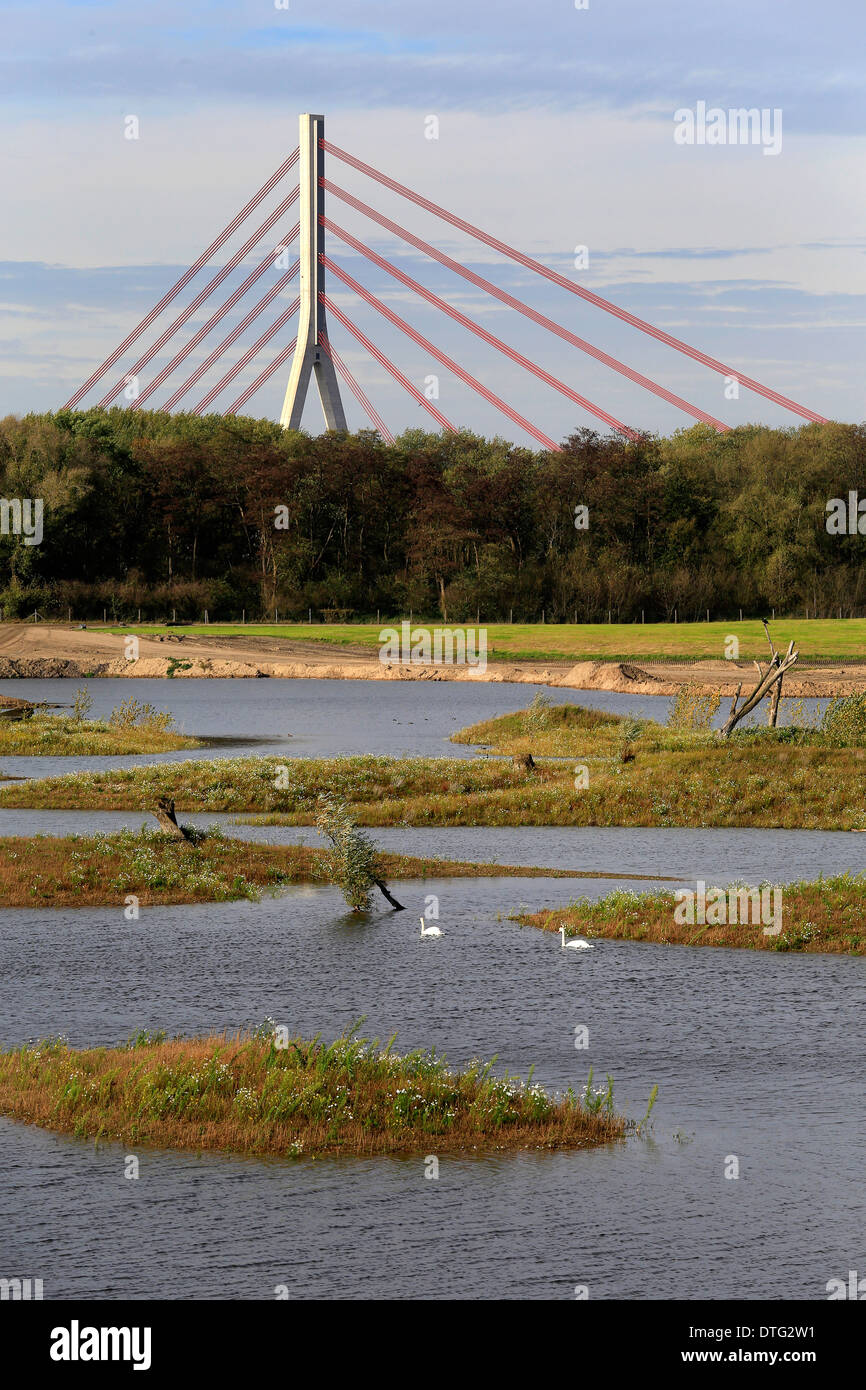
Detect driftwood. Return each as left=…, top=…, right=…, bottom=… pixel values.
left=152, top=797, right=196, bottom=841
left=719, top=622, right=798, bottom=738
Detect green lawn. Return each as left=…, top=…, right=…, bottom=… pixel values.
left=100, top=619, right=866, bottom=663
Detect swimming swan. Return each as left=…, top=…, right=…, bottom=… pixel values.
left=559, top=926, right=593, bottom=951
left=420, top=916, right=442, bottom=938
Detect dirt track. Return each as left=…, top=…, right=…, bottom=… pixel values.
left=0, top=624, right=864, bottom=696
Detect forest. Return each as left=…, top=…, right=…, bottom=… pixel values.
left=0, top=408, right=864, bottom=623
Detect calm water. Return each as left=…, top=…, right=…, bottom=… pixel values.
left=0, top=879, right=863, bottom=1300
left=0, top=811, right=860, bottom=886
left=0, top=675, right=858, bottom=1302
left=0, top=676, right=829, bottom=781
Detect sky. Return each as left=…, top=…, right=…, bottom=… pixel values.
left=1, top=0, right=864, bottom=443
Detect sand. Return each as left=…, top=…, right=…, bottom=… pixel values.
left=0, top=624, right=863, bottom=695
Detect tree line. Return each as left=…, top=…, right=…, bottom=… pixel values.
left=1, top=407, right=865, bottom=623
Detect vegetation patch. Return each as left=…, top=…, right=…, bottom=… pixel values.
left=516, top=874, right=866, bottom=955
left=0, top=744, right=863, bottom=830
left=0, top=692, right=199, bottom=755
left=0, top=828, right=636, bottom=908
left=0, top=1027, right=629, bottom=1157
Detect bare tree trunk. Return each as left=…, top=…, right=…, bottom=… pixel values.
left=719, top=626, right=798, bottom=738
left=373, top=878, right=405, bottom=911
left=768, top=679, right=783, bottom=728
left=152, top=797, right=194, bottom=841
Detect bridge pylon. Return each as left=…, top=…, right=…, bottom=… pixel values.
left=279, top=113, right=347, bottom=431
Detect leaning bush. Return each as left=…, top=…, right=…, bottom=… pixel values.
left=315, top=793, right=380, bottom=911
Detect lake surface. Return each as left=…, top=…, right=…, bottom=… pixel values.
left=0, top=674, right=857, bottom=1302
left=0, top=811, right=860, bottom=887
left=0, top=676, right=829, bottom=781
left=1, top=878, right=862, bottom=1300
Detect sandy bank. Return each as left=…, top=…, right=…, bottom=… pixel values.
left=0, top=624, right=863, bottom=696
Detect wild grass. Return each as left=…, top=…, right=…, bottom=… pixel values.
left=517, top=874, right=866, bottom=955
left=0, top=1026, right=626, bottom=1156
left=0, top=744, right=863, bottom=830
left=0, top=828, right=631, bottom=908
left=0, top=707, right=201, bottom=755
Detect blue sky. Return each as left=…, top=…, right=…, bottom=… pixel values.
left=1, top=0, right=864, bottom=440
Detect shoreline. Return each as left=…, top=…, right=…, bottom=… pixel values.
left=1, top=626, right=864, bottom=697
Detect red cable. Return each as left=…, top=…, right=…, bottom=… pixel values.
left=97, top=187, right=300, bottom=408
left=226, top=338, right=299, bottom=416
left=193, top=299, right=300, bottom=413
left=162, top=265, right=300, bottom=411
left=325, top=219, right=640, bottom=440
left=130, top=246, right=300, bottom=409
left=62, top=148, right=299, bottom=409
left=319, top=334, right=394, bottom=442
left=323, top=260, right=562, bottom=451
left=323, top=141, right=827, bottom=424
left=324, top=183, right=729, bottom=433
left=321, top=296, right=456, bottom=432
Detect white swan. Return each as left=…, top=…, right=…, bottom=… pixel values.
left=560, top=926, right=593, bottom=951
left=420, top=916, right=442, bottom=939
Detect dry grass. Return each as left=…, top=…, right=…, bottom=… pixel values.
left=0, top=829, right=658, bottom=908
left=517, top=874, right=866, bottom=955
left=0, top=1029, right=626, bottom=1157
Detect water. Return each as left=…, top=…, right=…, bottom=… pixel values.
left=1, top=879, right=862, bottom=1299
left=0, top=674, right=858, bottom=1302
left=0, top=811, right=860, bottom=886
left=0, top=676, right=829, bottom=782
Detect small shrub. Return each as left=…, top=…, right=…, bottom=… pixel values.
left=524, top=691, right=553, bottom=732
left=820, top=693, right=866, bottom=746
left=72, top=687, right=93, bottom=723
left=667, top=685, right=721, bottom=732
left=109, top=698, right=175, bottom=733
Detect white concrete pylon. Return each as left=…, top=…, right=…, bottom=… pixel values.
left=280, top=114, right=347, bottom=432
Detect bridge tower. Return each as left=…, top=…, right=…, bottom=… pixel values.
left=279, top=113, right=347, bottom=431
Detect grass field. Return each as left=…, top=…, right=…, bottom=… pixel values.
left=0, top=1028, right=628, bottom=1157
left=99, top=619, right=866, bottom=663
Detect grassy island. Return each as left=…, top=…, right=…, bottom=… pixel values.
left=0, top=700, right=201, bottom=756
left=517, top=874, right=866, bottom=955
left=0, top=828, right=657, bottom=908
left=1, top=740, right=862, bottom=831
left=0, top=1029, right=628, bottom=1157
